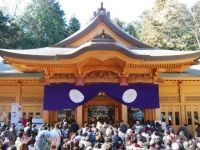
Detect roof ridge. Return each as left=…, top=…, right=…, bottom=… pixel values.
left=52, top=5, right=152, bottom=48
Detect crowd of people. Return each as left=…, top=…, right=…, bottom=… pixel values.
left=0, top=119, right=200, bottom=150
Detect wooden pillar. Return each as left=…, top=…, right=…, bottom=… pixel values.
left=16, top=85, right=22, bottom=104
left=83, top=105, right=88, bottom=124
left=48, top=111, right=56, bottom=123
left=54, top=111, right=58, bottom=122
left=179, top=82, right=185, bottom=124
left=155, top=108, right=161, bottom=121
left=118, top=104, right=122, bottom=122
left=122, top=104, right=128, bottom=124
left=49, top=111, right=54, bottom=123
left=85, top=107, right=88, bottom=124
left=144, top=109, right=154, bottom=121
left=16, top=85, right=23, bottom=120
left=76, top=106, right=83, bottom=127
left=43, top=111, right=50, bottom=123
left=115, top=104, right=119, bottom=123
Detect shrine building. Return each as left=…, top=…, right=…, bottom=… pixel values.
left=1, top=5, right=200, bottom=133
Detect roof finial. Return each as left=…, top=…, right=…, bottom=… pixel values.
left=92, top=2, right=110, bottom=18
left=101, top=2, right=103, bottom=10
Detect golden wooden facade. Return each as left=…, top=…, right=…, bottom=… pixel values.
left=1, top=78, right=200, bottom=133
left=0, top=5, right=200, bottom=134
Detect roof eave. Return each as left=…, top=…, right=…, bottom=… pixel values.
left=0, top=44, right=200, bottom=61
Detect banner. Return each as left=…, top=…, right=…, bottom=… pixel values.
left=0, top=107, right=7, bottom=122
left=11, top=103, right=22, bottom=125
left=44, top=83, right=159, bottom=110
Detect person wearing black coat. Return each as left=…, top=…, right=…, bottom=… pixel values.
left=70, top=122, right=79, bottom=133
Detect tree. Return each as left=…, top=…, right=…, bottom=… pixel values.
left=113, top=18, right=138, bottom=38
left=0, top=10, right=21, bottom=48
left=137, top=0, right=199, bottom=50
left=113, top=18, right=125, bottom=29
left=17, top=0, right=68, bottom=49
left=190, top=1, right=200, bottom=48
left=68, top=16, right=80, bottom=36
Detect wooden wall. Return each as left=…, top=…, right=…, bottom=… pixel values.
left=0, top=80, right=200, bottom=134
left=157, top=81, right=200, bottom=134
left=0, top=85, right=43, bottom=123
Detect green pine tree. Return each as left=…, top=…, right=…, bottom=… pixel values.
left=17, top=0, right=68, bottom=49
left=0, top=10, right=21, bottom=48
left=113, top=18, right=138, bottom=38
left=68, top=16, right=80, bottom=36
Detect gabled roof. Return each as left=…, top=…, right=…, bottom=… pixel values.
left=0, top=3, right=200, bottom=76
left=0, top=4, right=199, bottom=62
left=0, top=38, right=200, bottom=61
left=53, top=5, right=151, bottom=48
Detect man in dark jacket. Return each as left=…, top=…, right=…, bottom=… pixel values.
left=112, top=128, right=123, bottom=149
left=70, top=122, right=79, bottom=133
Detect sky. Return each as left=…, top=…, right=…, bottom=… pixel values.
left=0, top=0, right=199, bottom=26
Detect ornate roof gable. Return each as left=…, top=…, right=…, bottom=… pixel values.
left=53, top=3, right=151, bottom=48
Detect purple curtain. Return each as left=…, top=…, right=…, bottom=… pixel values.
left=103, top=83, right=159, bottom=108
left=44, top=83, right=159, bottom=110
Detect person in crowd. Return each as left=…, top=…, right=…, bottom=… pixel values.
left=1, top=118, right=200, bottom=149
left=15, top=132, right=24, bottom=148
left=111, top=128, right=123, bottom=149
left=10, top=124, right=17, bottom=141
left=35, top=125, right=51, bottom=150
left=1, top=127, right=14, bottom=144
left=31, top=124, right=38, bottom=137
left=24, top=122, right=32, bottom=137
left=61, top=122, right=69, bottom=139
left=50, top=123, right=61, bottom=150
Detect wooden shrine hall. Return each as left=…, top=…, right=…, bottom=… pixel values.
left=0, top=4, right=200, bottom=133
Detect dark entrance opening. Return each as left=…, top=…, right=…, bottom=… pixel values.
left=88, top=105, right=115, bottom=124
left=58, top=109, right=75, bottom=123
left=128, top=108, right=144, bottom=125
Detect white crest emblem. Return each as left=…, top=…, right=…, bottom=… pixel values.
left=69, top=89, right=84, bottom=103
left=122, top=89, right=137, bottom=103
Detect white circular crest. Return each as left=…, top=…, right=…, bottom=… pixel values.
left=69, top=89, right=84, bottom=103
left=122, top=89, right=137, bottom=103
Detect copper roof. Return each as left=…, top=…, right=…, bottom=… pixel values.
left=0, top=40, right=200, bottom=61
